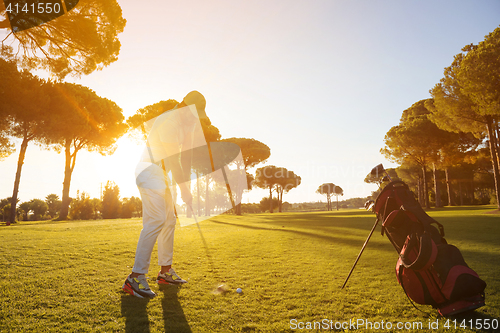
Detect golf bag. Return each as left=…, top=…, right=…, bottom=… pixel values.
left=374, top=180, right=486, bottom=316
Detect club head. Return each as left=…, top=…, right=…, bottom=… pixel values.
left=364, top=200, right=375, bottom=211
left=371, top=164, right=386, bottom=177
left=370, top=163, right=392, bottom=184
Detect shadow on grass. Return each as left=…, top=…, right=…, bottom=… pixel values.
left=159, top=284, right=192, bottom=333
left=230, top=211, right=385, bottom=234
left=120, top=285, right=191, bottom=333
left=121, top=295, right=151, bottom=333
left=209, top=219, right=391, bottom=252
left=210, top=214, right=500, bottom=268
left=429, top=205, right=497, bottom=212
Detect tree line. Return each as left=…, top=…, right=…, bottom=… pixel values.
left=0, top=60, right=127, bottom=224
left=380, top=26, right=500, bottom=209
left=0, top=181, right=142, bottom=222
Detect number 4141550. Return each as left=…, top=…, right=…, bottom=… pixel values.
left=443, top=318, right=498, bottom=330
left=5, top=2, right=62, bottom=14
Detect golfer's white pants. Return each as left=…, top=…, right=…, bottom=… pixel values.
left=132, top=187, right=176, bottom=274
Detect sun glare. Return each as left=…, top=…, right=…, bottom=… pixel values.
left=90, top=136, right=144, bottom=199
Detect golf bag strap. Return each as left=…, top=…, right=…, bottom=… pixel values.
left=380, top=196, right=395, bottom=236
left=400, top=232, right=437, bottom=271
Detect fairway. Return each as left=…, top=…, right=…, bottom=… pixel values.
left=1, top=207, right=499, bottom=332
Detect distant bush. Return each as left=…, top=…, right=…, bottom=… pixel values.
left=259, top=197, right=279, bottom=213
left=240, top=203, right=262, bottom=214
left=69, top=191, right=94, bottom=220
left=102, top=181, right=121, bottom=219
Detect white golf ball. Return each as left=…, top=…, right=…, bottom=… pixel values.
left=236, top=288, right=242, bottom=293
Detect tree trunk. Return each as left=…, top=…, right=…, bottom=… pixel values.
left=485, top=116, right=500, bottom=209
left=422, top=165, right=430, bottom=209
left=9, top=136, right=30, bottom=225
left=470, top=179, right=475, bottom=205
left=466, top=180, right=470, bottom=205
left=417, top=175, right=423, bottom=205
left=234, top=165, right=243, bottom=216
left=205, top=175, right=210, bottom=216
left=235, top=203, right=242, bottom=215
left=196, top=171, right=201, bottom=216
left=433, top=163, right=441, bottom=208
left=494, top=119, right=500, bottom=172
left=458, top=181, right=463, bottom=206
left=336, top=195, right=339, bottom=211
left=269, top=186, right=273, bottom=213
left=445, top=167, right=454, bottom=206
left=278, top=188, right=283, bottom=212
left=58, top=140, right=76, bottom=220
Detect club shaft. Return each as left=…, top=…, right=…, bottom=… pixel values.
left=189, top=205, right=198, bottom=224
left=341, top=218, right=379, bottom=289
left=206, top=141, right=236, bottom=210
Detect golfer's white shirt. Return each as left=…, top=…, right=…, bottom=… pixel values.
left=135, top=104, right=205, bottom=190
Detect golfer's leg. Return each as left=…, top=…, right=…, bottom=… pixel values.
left=132, top=187, right=167, bottom=274
left=158, top=188, right=176, bottom=268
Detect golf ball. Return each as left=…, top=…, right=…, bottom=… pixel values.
left=236, top=288, right=242, bottom=293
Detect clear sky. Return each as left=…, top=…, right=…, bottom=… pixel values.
left=1, top=0, right=500, bottom=205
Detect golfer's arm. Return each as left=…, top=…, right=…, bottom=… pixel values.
left=168, top=154, right=191, bottom=200
left=160, top=142, right=189, bottom=185
left=178, top=131, right=194, bottom=182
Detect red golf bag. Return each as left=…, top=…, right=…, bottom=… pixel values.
left=374, top=180, right=486, bottom=316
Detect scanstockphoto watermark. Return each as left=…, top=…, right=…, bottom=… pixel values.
left=290, top=318, right=500, bottom=330
left=252, top=162, right=376, bottom=181
left=290, top=319, right=424, bottom=331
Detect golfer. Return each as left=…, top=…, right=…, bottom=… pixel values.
left=122, top=91, right=209, bottom=298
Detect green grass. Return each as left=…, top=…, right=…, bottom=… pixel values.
left=0, top=207, right=499, bottom=332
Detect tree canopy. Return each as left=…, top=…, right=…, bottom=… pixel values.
left=0, top=57, right=19, bottom=159
left=457, top=28, right=500, bottom=118
left=127, top=99, right=179, bottom=142
left=221, top=138, right=270, bottom=170
left=0, top=0, right=126, bottom=78
left=430, top=27, right=500, bottom=208
left=381, top=99, right=454, bottom=208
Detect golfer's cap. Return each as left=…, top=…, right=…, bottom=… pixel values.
left=183, top=91, right=208, bottom=119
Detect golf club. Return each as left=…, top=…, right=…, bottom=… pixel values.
left=341, top=217, right=380, bottom=289
left=187, top=204, right=227, bottom=293
left=341, top=164, right=391, bottom=289
left=371, top=163, right=392, bottom=186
